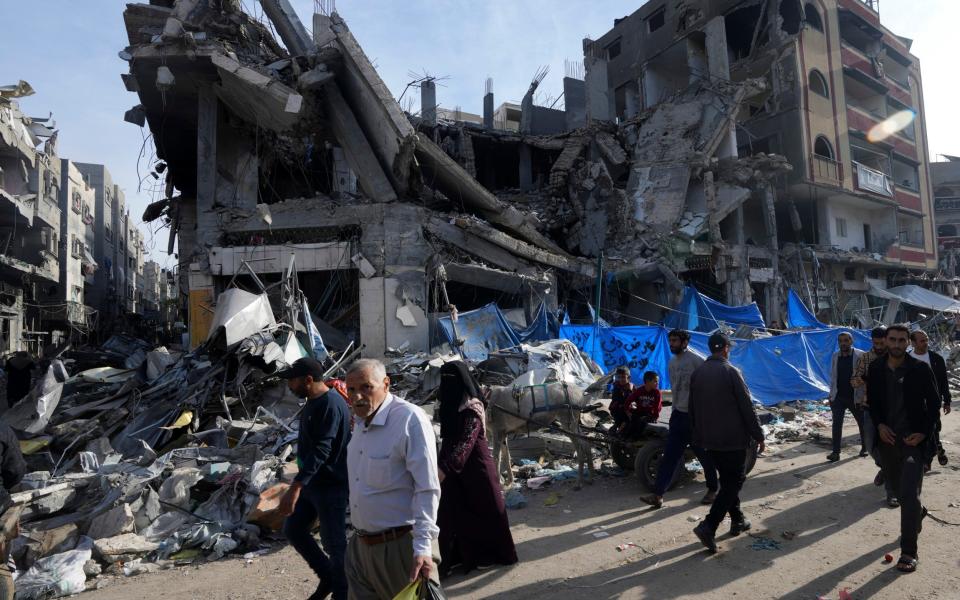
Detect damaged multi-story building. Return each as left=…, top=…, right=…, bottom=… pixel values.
left=0, top=82, right=62, bottom=354
left=584, top=0, right=937, bottom=322
left=121, top=0, right=937, bottom=356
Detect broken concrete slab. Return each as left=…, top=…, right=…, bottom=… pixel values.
left=93, top=533, right=159, bottom=562
left=86, top=504, right=135, bottom=540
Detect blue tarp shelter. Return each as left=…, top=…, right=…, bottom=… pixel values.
left=560, top=324, right=870, bottom=406
left=785, top=289, right=829, bottom=329
left=438, top=303, right=560, bottom=362
left=663, top=286, right=766, bottom=333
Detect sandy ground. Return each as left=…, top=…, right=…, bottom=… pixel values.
left=80, top=414, right=960, bottom=600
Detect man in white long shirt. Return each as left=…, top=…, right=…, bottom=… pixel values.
left=343, top=359, right=442, bottom=600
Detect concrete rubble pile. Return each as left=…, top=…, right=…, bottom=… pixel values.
left=3, top=286, right=363, bottom=598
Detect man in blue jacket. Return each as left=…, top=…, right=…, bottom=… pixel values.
left=278, top=358, right=352, bottom=600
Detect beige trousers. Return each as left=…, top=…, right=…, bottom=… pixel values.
left=345, top=532, right=440, bottom=600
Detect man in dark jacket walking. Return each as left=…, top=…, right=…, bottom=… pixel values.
left=689, top=334, right=765, bottom=554
left=278, top=358, right=352, bottom=600
left=908, top=329, right=951, bottom=468
left=867, top=325, right=942, bottom=573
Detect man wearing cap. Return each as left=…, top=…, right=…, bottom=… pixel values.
left=689, top=333, right=765, bottom=554
left=343, top=359, right=443, bottom=599
left=278, top=358, right=352, bottom=600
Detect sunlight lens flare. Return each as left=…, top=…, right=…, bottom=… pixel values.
left=866, top=109, right=916, bottom=143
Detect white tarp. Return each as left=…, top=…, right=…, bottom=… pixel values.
left=4, top=360, right=68, bottom=435
left=206, top=289, right=277, bottom=346
left=868, top=284, right=960, bottom=314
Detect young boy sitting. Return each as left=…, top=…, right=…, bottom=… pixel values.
left=620, top=371, right=663, bottom=438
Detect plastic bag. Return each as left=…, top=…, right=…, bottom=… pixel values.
left=391, top=579, right=447, bottom=600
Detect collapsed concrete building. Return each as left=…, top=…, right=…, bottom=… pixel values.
left=122, top=0, right=937, bottom=355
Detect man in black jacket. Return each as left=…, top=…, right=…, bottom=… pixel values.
left=866, top=325, right=941, bottom=573
left=689, top=334, right=765, bottom=554
left=278, top=358, right=352, bottom=600
left=908, top=330, right=951, bottom=467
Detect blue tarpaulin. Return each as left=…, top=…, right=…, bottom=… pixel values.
left=785, top=289, right=828, bottom=329
left=663, top=286, right=766, bottom=333
left=560, top=324, right=871, bottom=406
left=438, top=303, right=559, bottom=361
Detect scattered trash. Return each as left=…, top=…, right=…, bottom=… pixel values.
left=883, top=553, right=894, bottom=563
left=616, top=542, right=640, bottom=552
left=505, top=490, right=528, bottom=509
left=591, top=531, right=610, bottom=539
left=749, top=537, right=782, bottom=551
left=687, top=515, right=701, bottom=522
left=838, top=588, right=853, bottom=600
left=781, top=531, right=797, bottom=540
left=526, top=476, right=552, bottom=490
left=544, top=493, right=560, bottom=507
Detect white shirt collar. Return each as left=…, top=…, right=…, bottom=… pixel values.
left=367, top=393, right=397, bottom=427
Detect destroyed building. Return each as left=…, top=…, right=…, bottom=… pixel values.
left=586, top=0, right=937, bottom=322
left=122, top=0, right=937, bottom=357
left=0, top=82, right=63, bottom=354
left=933, top=158, right=960, bottom=277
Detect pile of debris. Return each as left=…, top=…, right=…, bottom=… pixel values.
left=3, top=284, right=362, bottom=598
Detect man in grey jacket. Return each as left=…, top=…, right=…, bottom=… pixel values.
left=827, top=331, right=867, bottom=462
left=690, top=333, right=765, bottom=554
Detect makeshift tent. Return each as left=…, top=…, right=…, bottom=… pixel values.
left=868, top=284, right=960, bottom=314
left=560, top=324, right=870, bottom=406
left=785, top=289, right=829, bottom=329
left=438, top=302, right=559, bottom=361
left=663, top=286, right=766, bottom=333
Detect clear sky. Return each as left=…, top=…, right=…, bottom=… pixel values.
left=1, top=0, right=956, bottom=266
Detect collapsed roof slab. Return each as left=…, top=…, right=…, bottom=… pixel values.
left=209, top=53, right=304, bottom=132
left=625, top=164, right=691, bottom=232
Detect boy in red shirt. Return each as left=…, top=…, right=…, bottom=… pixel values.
left=620, top=371, right=662, bottom=438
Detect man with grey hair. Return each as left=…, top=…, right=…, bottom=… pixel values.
left=827, top=331, right=866, bottom=462
left=343, top=359, right=443, bottom=599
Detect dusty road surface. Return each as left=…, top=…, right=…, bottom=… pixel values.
left=82, top=415, right=960, bottom=600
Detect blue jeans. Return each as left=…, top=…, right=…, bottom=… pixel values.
left=654, top=410, right=718, bottom=496
left=283, top=484, right=349, bottom=600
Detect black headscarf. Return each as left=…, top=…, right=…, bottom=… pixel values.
left=438, top=361, right=483, bottom=439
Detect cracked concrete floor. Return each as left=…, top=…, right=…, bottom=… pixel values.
left=81, top=415, right=960, bottom=600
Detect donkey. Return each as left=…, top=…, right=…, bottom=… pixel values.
left=485, top=379, right=594, bottom=489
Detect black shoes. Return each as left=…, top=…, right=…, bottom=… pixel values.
left=693, top=522, right=718, bottom=554
left=826, top=452, right=840, bottom=462
left=874, top=470, right=885, bottom=487
left=730, top=519, right=751, bottom=536
left=938, top=449, right=948, bottom=466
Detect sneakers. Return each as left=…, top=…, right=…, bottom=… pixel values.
left=826, top=452, right=840, bottom=462
left=887, top=496, right=900, bottom=508
left=874, top=470, right=885, bottom=487
left=859, top=448, right=869, bottom=457
left=693, top=522, right=718, bottom=554
left=700, top=490, right=717, bottom=505
left=729, top=519, right=751, bottom=537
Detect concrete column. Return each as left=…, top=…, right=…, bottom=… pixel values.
left=195, top=89, right=219, bottom=265
left=584, top=55, right=612, bottom=123
left=519, top=144, right=534, bottom=191
left=687, top=37, right=708, bottom=85
left=563, top=77, right=586, bottom=129
left=421, top=80, right=437, bottom=126
left=705, top=16, right=737, bottom=159
left=483, top=92, right=494, bottom=129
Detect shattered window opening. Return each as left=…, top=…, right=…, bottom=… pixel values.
left=780, top=0, right=802, bottom=35
left=805, top=3, right=824, bottom=31
left=647, top=6, right=666, bottom=33
left=814, top=136, right=835, bottom=160
left=809, top=70, right=830, bottom=98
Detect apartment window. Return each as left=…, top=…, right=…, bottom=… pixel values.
left=804, top=3, right=823, bottom=31
left=71, top=235, right=82, bottom=259
left=105, top=225, right=113, bottom=241
left=814, top=136, right=834, bottom=159
left=809, top=70, right=829, bottom=98
left=605, top=38, right=622, bottom=59
left=72, top=286, right=83, bottom=302
left=72, top=190, right=82, bottom=213
left=647, top=6, right=666, bottom=32
left=82, top=203, right=93, bottom=225
left=835, top=217, right=848, bottom=238
left=105, top=188, right=112, bottom=206
left=51, top=231, right=58, bottom=257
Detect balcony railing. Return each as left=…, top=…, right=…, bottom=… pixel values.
left=811, top=154, right=843, bottom=181
left=853, top=161, right=893, bottom=197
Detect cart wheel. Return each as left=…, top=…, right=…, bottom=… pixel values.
left=611, top=441, right=636, bottom=471
left=634, top=440, right=670, bottom=492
